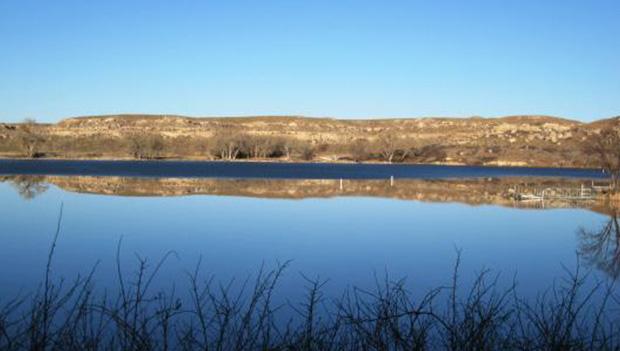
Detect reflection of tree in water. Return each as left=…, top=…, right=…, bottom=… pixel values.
left=578, top=214, right=620, bottom=279
left=6, top=176, right=49, bottom=200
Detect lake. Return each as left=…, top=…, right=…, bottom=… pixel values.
left=0, top=161, right=618, bottom=348
left=0, top=160, right=620, bottom=349
left=0, top=159, right=608, bottom=179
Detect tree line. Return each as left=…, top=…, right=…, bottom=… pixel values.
left=8, top=119, right=445, bottom=163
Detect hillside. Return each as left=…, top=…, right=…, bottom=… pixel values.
left=1, top=114, right=619, bottom=168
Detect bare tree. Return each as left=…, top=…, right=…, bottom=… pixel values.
left=412, top=144, right=447, bottom=163
left=247, top=136, right=275, bottom=159
left=578, top=214, right=620, bottom=279
left=273, top=138, right=315, bottom=161
left=349, top=138, right=370, bottom=162
left=212, top=133, right=247, bottom=160
left=299, top=142, right=315, bottom=161
left=130, top=134, right=165, bottom=159
left=18, top=118, right=43, bottom=158
left=8, top=176, right=49, bottom=199
left=585, top=128, right=620, bottom=190
left=377, top=131, right=412, bottom=163
left=149, top=135, right=165, bottom=159
left=273, top=137, right=293, bottom=160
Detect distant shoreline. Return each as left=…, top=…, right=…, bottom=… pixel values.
left=2, top=114, right=619, bottom=170
left=0, top=155, right=605, bottom=171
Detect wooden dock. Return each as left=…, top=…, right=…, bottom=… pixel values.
left=513, top=181, right=611, bottom=202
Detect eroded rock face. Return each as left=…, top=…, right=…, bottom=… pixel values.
left=3, top=115, right=620, bottom=168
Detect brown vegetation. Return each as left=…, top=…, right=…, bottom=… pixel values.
left=1, top=114, right=620, bottom=168
left=130, top=134, right=165, bottom=159
left=377, top=131, right=411, bottom=163
left=16, top=118, right=44, bottom=158
left=584, top=129, right=620, bottom=191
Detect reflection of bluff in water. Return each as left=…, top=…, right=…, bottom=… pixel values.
left=579, top=214, right=620, bottom=279
left=1, top=175, right=616, bottom=212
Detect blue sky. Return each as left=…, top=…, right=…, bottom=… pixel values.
left=1, top=0, right=618, bottom=123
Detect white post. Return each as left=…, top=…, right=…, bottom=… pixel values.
left=340, top=178, right=343, bottom=191
left=390, top=175, right=394, bottom=187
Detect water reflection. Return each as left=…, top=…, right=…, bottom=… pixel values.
left=1, top=173, right=619, bottom=348
left=3, top=175, right=49, bottom=200
left=0, top=175, right=613, bottom=213
left=579, top=213, right=620, bottom=279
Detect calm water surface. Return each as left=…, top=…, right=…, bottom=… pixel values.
left=0, top=159, right=607, bottom=179
left=0, top=171, right=616, bottom=306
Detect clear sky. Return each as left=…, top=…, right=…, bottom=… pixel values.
left=1, top=0, right=618, bottom=123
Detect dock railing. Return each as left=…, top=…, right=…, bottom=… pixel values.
left=513, top=182, right=611, bottom=202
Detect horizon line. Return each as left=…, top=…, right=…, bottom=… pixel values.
left=5, top=113, right=620, bottom=124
